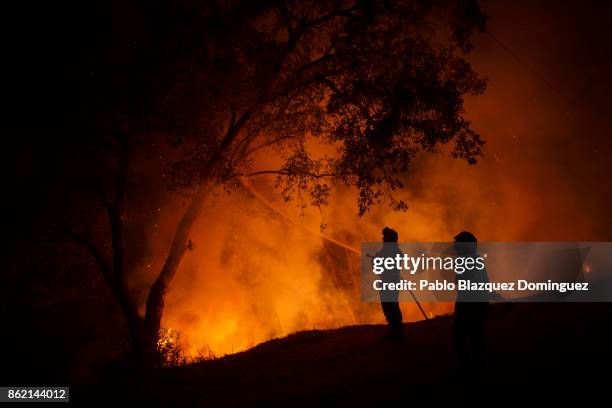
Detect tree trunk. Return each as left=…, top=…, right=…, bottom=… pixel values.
left=114, top=281, right=145, bottom=351
left=141, top=112, right=250, bottom=364
left=143, top=181, right=212, bottom=360
left=108, top=205, right=146, bottom=353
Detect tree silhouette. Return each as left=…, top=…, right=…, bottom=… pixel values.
left=64, top=0, right=487, bottom=364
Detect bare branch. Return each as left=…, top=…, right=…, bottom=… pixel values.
left=241, top=169, right=339, bottom=179
left=276, top=5, right=357, bottom=71
left=287, top=42, right=336, bottom=81
left=67, top=231, right=114, bottom=287
left=114, top=134, right=131, bottom=206
left=228, top=94, right=297, bottom=165
left=278, top=2, right=296, bottom=36
left=242, top=134, right=295, bottom=158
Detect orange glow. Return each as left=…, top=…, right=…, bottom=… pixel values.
left=136, top=168, right=458, bottom=358
left=130, top=19, right=609, bottom=359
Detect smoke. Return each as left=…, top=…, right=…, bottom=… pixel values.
left=131, top=0, right=611, bottom=357
left=145, top=181, right=371, bottom=357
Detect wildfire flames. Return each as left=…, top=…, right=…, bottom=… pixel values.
left=132, top=7, right=609, bottom=359
left=142, top=169, right=460, bottom=359
left=143, top=103, right=607, bottom=359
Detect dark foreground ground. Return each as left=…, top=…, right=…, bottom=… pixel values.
left=74, top=303, right=612, bottom=405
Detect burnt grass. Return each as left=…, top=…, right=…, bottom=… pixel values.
left=74, top=303, right=612, bottom=404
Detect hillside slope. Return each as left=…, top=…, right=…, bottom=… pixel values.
left=76, top=303, right=612, bottom=404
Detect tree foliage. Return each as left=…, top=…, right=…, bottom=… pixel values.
left=56, top=0, right=488, bottom=363
left=157, top=0, right=488, bottom=215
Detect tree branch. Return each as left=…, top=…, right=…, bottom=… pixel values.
left=241, top=169, right=339, bottom=179
left=67, top=231, right=114, bottom=287
left=276, top=5, right=357, bottom=72
left=241, top=134, right=295, bottom=158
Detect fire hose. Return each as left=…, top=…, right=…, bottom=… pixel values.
left=238, top=177, right=448, bottom=346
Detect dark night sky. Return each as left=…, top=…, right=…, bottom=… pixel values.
left=8, top=0, right=611, bottom=239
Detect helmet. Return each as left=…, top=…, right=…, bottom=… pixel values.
left=454, top=231, right=477, bottom=242
left=382, top=227, right=399, bottom=242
